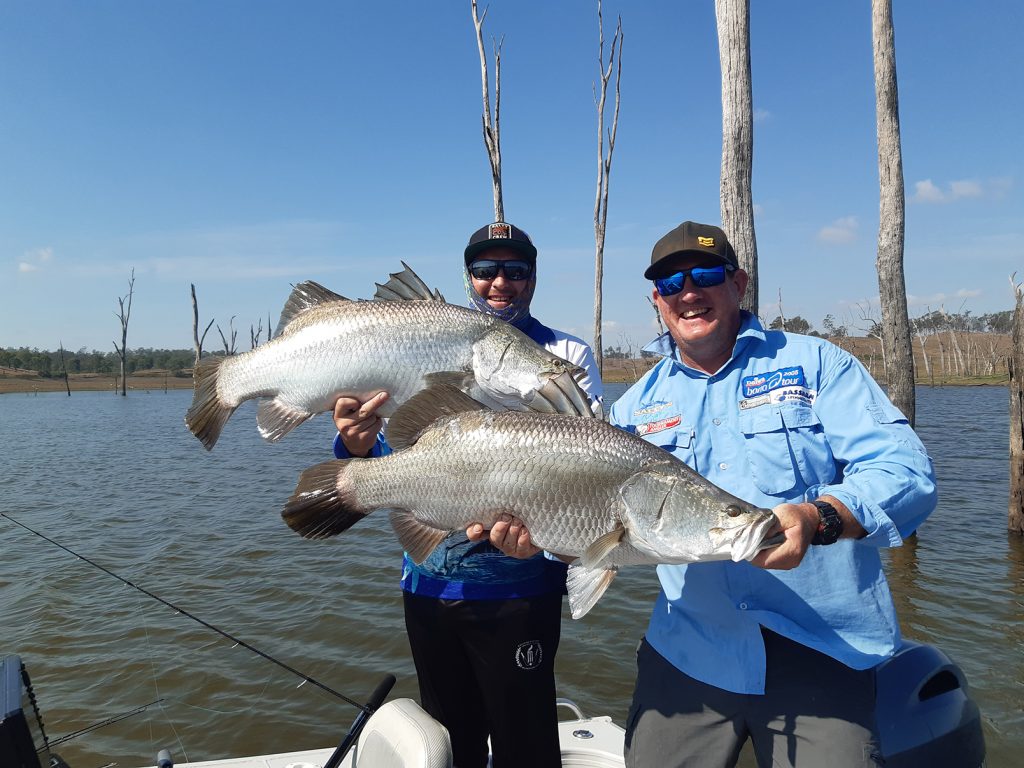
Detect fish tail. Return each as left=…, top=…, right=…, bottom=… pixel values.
left=281, top=459, right=369, bottom=539
left=185, top=357, right=236, bottom=450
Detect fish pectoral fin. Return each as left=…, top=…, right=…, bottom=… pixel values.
left=386, top=380, right=485, bottom=450
left=566, top=560, right=619, bottom=620
left=275, top=281, right=348, bottom=337
left=389, top=509, right=450, bottom=564
left=373, top=262, right=446, bottom=302
left=256, top=398, right=315, bottom=442
left=581, top=527, right=626, bottom=569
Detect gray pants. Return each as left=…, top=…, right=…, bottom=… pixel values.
left=624, top=631, right=883, bottom=768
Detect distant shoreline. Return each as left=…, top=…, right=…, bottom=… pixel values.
left=0, top=372, right=195, bottom=395
left=0, top=369, right=1008, bottom=394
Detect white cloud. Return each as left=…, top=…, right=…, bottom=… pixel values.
left=754, top=109, right=771, bottom=123
left=912, top=180, right=945, bottom=203
left=949, top=180, right=983, bottom=199
left=818, top=216, right=858, bottom=244
left=16, top=247, right=53, bottom=273
left=911, top=177, right=1002, bottom=203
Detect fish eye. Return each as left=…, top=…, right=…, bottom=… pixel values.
left=726, top=505, right=743, bottom=518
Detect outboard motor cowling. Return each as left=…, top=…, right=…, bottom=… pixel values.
left=875, top=640, right=985, bottom=767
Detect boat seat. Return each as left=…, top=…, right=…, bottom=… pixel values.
left=349, top=698, right=453, bottom=768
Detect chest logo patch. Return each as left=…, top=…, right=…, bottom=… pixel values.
left=742, top=366, right=807, bottom=398
left=636, top=414, right=682, bottom=436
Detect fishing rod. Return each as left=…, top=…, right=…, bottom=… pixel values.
left=2, top=512, right=377, bottom=714
left=45, top=699, right=165, bottom=748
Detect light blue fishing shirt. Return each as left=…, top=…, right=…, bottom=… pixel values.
left=608, top=312, right=936, bottom=695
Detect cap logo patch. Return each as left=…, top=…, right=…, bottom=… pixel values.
left=488, top=223, right=512, bottom=240
left=697, top=236, right=715, bottom=247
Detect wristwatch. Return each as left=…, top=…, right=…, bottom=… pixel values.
left=811, top=500, right=843, bottom=545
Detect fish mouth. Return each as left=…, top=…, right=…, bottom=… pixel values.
left=713, top=512, right=781, bottom=562
left=531, top=369, right=598, bottom=417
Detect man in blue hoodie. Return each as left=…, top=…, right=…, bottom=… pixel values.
left=332, top=222, right=602, bottom=768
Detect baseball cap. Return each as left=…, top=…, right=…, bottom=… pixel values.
left=464, top=222, right=538, bottom=264
left=644, top=221, right=738, bottom=279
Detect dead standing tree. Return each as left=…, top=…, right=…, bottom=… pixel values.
left=112, top=268, right=135, bottom=397
left=191, top=283, right=215, bottom=368
left=1010, top=274, right=1023, bottom=535
left=715, top=0, right=759, bottom=316
left=872, top=0, right=916, bottom=425
left=592, top=0, right=623, bottom=379
left=471, top=0, right=504, bottom=221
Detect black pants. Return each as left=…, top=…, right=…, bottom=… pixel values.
left=403, top=591, right=564, bottom=768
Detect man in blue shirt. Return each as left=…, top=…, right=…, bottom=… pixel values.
left=479, top=220, right=936, bottom=767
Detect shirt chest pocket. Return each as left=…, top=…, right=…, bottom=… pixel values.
left=642, top=422, right=695, bottom=462
left=738, top=404, right=835, bottom=495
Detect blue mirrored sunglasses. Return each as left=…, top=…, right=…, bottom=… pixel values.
left=654, top=265, right=733, bottom=297
left=468, top=259, right=534, bottom=281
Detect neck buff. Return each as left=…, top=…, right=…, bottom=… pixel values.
left=463, top=265, right=537, bottom=331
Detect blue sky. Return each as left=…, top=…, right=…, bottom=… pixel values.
left=2, top=1, right=1021, bottom=354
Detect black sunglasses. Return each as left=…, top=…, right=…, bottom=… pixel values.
left=468, top=259, right=534, bottom=281
left=654, top=265, right=733, bottom=297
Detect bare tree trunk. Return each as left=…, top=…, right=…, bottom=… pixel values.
left=1009, top=275, right=1023, bottom=534
left=872, top=0, right=915, bottom=425
left=218, top=316, right=238, bottom=356
left=716, top=0, right=758, bottom=317
left=915, top=332, right=932, bottom=383
left=592, top=1, right=623, bottom=380
left=112, top=268, right=135, bottom=397
left=471, top=0, right=504, bottom=221
left=191, top=283, right=215, bottom=368
left=58, top=341, right=71, bottom=396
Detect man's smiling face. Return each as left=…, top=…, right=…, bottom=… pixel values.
left=652, top=254, right=749, bottom=374
left=469, top=247, right=532, bottom=311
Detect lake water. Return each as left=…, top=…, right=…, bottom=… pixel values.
left=1, top=385, right=1021, bottom=767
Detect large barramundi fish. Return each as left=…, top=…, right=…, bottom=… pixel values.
left=281, top=384, right=781, bottom=619
left=185, top=264, right=596, bottom=450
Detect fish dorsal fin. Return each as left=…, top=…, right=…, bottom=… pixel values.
left=374, top=261, right=445, bottom=302
left=566, top=561, right=619, bottom=619
left=389, top=509, right=452, bottom=564
left=581, top=526, right=626, bottom=569
left=385, top=382, right=486, bottom=451
left=275, top=281, right=348, bottom=337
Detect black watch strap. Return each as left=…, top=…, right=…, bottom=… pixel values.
left=811, top=500, right=843, bottom=545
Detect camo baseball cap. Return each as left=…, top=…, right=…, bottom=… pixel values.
left=464, top=222, right=538, bottom=264
left=645, top=221, right=739, bottom=279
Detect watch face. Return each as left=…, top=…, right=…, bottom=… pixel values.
left=812, top=501, right=842, bottom=545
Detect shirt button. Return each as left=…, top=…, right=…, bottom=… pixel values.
left=739, top=602, right=748, bottom=610
left=713, top=418, right=721, bottom=426
left=718, top=462, right=729, bottom=470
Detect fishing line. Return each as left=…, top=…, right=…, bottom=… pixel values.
left=2, top=513, right=366, bottom=712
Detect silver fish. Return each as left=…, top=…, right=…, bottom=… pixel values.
left=281, top=384, right=780, bottom=619
left=185, top=263, right=597, bottom=450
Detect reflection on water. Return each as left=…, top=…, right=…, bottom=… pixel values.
left=0, top=385, right=1021, bottom=767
